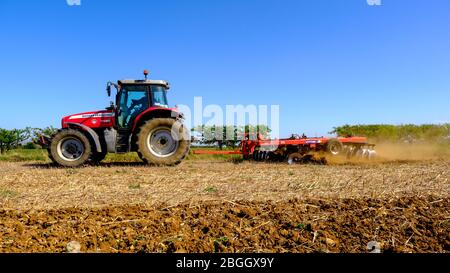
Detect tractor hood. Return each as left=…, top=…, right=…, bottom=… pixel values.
left=62, top=110, right=115, bottom=129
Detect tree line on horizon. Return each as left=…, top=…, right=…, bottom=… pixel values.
left=331, top=124, right=450, bottom=143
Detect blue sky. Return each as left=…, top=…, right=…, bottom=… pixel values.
left=0, top=0, right=449, bottom=137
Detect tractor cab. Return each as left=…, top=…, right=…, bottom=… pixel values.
left=104, top=71, right=181, bottom=154
left=107, top=70, right=171, bottom=130
left=115, top=80, right=170, bottom=129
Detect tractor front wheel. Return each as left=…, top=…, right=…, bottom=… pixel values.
left=137, top=118, right=190, bottom=166
left=49, top=129, right=92, bottom=167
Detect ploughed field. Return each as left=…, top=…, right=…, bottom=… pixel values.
left=0, top=159, right=448, bottom=253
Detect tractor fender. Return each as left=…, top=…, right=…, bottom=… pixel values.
left=131, top=107, right=182, bottom=133
left=64, top=122, right=102, bottom=153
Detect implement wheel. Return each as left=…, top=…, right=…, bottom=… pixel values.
left=287, top=153, right=303, bottom=165
left=326, top=139, right=344, bottom=156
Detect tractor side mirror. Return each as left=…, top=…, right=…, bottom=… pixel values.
left=106, top=85, right=111, bottom=97
left=105, top=101, right=115, bottom=111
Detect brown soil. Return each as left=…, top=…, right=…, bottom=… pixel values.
left=0, top=197, right=448, bottom=253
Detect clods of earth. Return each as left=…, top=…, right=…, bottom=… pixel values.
left=0, top=196, right=448, bottom=253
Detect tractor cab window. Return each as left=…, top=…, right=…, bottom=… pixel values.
left=151, top=85, right=169, bottom=107
left=117, top=85, right=149, bottom=128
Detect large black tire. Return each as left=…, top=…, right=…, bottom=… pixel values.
left=90, top=136, right=108, bottom=164
left=326, top=138, right=344, bottom=156
left=49, top=129, right=93, bottom=167
left=90, top=151, right=108, bottom=164
left=136, top=118, right=190, bottom=166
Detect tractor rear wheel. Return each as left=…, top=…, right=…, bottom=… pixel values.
left=49, top=129, right=92, bottom=167
left=137, top=118, right=190, bottom=166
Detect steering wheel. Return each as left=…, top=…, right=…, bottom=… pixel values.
left=128, top=99, right=140, bottom=112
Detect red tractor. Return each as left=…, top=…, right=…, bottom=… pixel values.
left=40, top=71, right=190, bottom=167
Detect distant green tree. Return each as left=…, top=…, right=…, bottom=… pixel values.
left=23, top=142, right=39, bottom=149
left=0, top=128, right=32, bottom=154
left=0, top=127, right=59, bottom=153
left=31, top=126, right=58, bottom=143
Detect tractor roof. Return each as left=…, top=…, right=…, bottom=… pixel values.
left=118, top=79, right=170, bottom=89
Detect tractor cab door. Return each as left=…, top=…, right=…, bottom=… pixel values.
left=116, top=85, right=150, bottom=129
left=115, top=85, right=150, bottom=152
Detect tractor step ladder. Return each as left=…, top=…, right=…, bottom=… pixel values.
left=116, top=130, right=131, bottom=153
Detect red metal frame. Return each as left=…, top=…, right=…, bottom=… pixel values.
left=61, top=110, right=115, bottom=129
left=193, top=150, right=243, bottom=155
left=193, top=136, right=370, bottom=158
